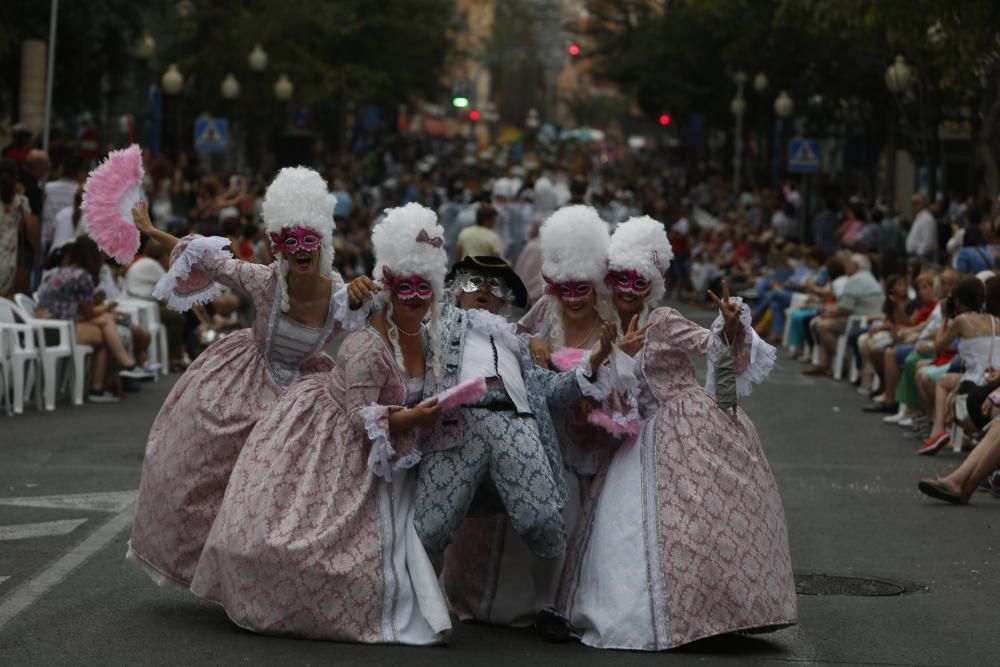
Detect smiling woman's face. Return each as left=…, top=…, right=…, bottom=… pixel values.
left=272, top=226, right=322, bottom=276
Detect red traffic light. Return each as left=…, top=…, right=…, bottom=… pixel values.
left=658, top=114, right=672, bottom=126
left=468, top=110, right=481, bottom=121
left=568, top=43, right=581, bottom=57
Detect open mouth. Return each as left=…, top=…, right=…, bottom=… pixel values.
left=293, top=252, right=312, bottom=269
left=475, top=293, right=490, bottom=306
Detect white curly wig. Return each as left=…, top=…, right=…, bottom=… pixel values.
left=261, top=166, right=339, bottom=312
left=607, top=215, right=674, bottom=327
left=372, top=202, right=448, bottom=379
left=540, top=205, right=610, bottom=285
left=537, top=205, right=614, bottom=348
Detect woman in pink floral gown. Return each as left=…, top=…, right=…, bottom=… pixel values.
left=557, top=279, right=797, bottom=649
left=126, top=168, right=373, bottom=587
left=190, top=203, right=453, bottom=644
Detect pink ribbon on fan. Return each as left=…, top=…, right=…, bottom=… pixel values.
left=415, top=229, right=443, bottom=248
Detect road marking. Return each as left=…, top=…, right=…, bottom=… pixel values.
left=0, top=490, right=137, bottom=513
left=0, top=519, right=87, bottom=541
left=0, top=502, right=135, bottom=631
left=0, top=577, right=8, bottom=585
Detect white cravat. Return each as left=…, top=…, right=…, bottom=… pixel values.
left=460, top=310, right=532, bottom=414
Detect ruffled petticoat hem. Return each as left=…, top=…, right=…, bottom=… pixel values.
left=125, top=542, right=190, bottom=591
left=576, top=618, right=798, bottom=652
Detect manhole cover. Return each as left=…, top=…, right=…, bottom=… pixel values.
left=794, top=574, right=907, bottom=597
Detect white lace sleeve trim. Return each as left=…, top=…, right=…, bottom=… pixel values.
left=705, top=296, right=776, bottom=397
left=576, top=354, right=612, bottom=401
left=362, top=404, right=420, bottom=482
left=332, top=285, right=370, bottom=331
left=152, top=236, right=232, bottom=312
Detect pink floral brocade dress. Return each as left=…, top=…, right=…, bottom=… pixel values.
left=189, top=327, right=451, bottom=644
left=556, top=305, right=797, bottom=650
left=127, top=236, right=366, bottom=586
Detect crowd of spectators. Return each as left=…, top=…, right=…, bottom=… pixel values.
left=2, top=122, right=1000, bottom=502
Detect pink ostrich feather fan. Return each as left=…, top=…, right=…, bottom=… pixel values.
left=588, top=409, right=644, bottom=437
left=83, top=144, right=144, bottom=264
left=551, top=347, right=588, bottom=372
left=432, top=376, right=488, bottom=412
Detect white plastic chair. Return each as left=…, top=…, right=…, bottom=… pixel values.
left=119, top=297, right=167, bottom=378
left=833, top=314, right=869, bottom=380
left=0, top=328, right=12, bottom=416
left=7, top=296, right=93, bottom=409
left=0, top=299, right=42, bottom=414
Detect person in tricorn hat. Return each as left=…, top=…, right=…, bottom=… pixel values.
left=413, top=255, right=614, bottom=631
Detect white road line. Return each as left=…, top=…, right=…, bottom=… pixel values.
left=0, top=502, right=135, bottom=632
left=0, top=577, right=9, bottom=585
left=0, top=490, right=137, bottom=513
left=0, top=519, right=87, bottom=541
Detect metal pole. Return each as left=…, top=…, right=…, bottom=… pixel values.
left=42, top=0, right=58, bottom=151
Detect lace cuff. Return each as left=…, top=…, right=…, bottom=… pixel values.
left=705, top=297, right=776, bottom=397
left=333, top=285, right=371, bottom=331
left=362, top=404, right=420, bottom=482
left=152, top=235, right=232, bottom=312
left=575, top=354, right=612, bottom=401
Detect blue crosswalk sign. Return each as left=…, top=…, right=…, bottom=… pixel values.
left=194, top=118, right=229, bottom=154
left=788, top=138, right=821, bottom=173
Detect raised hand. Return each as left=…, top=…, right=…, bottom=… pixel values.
left=590, top=321, right=617, bottom=369
left=618, top=314, right=648, bottom=357
left=707, top=280, right=741, bottom=343
left=130, top=201, right=156, bottom=235
left=347, top=275, right=379, bottom=309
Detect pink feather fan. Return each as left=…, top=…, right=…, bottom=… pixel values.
left=83, top=144, right=144, bottom=263
left=552, top=347, right=642, bottom=437
left=426, top=376, right=488, bottom=412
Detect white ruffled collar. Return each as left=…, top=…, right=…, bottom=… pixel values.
left=465, top=308, right=521, bottom=351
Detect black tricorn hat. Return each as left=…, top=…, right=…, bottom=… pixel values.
left=447, top=255, right=528, bottom=308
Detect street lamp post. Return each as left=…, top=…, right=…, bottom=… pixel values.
left=772, top=90, right=793, bottom=186
left=161, top=64, right=184, bottom=154
left=246, top=45, right=268, bottom=171
left=885, top=55, right=913, bottom=209
left=731, top=71, right=747, bottom=194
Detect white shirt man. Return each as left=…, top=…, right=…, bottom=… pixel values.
left=125, top=256, right=166, bottom=301
left=905, top=198, right=937, bottom=257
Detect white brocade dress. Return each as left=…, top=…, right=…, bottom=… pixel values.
left=189, top=327, right=451, bottom=644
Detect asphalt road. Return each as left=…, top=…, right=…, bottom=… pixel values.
left=1, top=304, right=996, bottom=666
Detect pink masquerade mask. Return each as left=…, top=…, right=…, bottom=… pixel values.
left=382, top=267, right=434, bottom=301
left=544, top=276, right=593, bottom=304
left=606, top=269, right=652, bottom=296
left=268, top=226, right=322, bottom=255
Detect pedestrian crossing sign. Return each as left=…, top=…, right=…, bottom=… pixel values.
left=788, top=138, right=821, bottom=173
left=194, top=118, right=229, bottom=154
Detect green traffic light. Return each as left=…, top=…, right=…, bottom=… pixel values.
left=452, top=96, right=470, bottom=108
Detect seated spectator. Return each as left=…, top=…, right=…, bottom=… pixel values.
left=804, top=253, right=884, bottom=376
left=856, top=274, right=914, bottom=391
left=0, top=158, right=31, bottom=297
left=787, top=257, right=846, bottom=360
left=954, top=224, right=994, bottom=275
left=918, top=410, right=1000, bottom=504
left=752, top=246, right=826, bottom=344
left=917, top=277, right=1000, bottom=455
left=35, top=238, right=149, bottom=402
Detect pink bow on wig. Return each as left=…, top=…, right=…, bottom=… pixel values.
left=416, top=229, right=444, bottom=248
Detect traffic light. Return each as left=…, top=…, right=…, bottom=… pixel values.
left=658, top=114, right=672, bottom=126
left=451, top=79, right=470, bottom=108
left=468, top=110, right=481, bottom=122
left=568, top=43, right=581, bottom=58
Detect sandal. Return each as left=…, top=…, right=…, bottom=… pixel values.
left=917, top=478, right=969, bottom=505
left=917, top=432, right=950, bottom=456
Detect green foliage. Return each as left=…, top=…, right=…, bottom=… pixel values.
left=166, top=0, right=454, bottom=109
